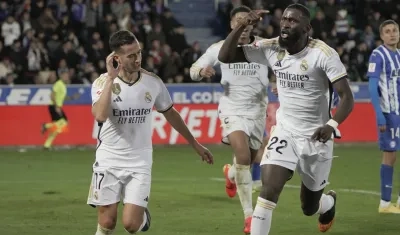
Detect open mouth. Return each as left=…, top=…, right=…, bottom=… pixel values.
left=281, top=33, right=289, bottom=39
left=281, top=30, right=290, bottom=39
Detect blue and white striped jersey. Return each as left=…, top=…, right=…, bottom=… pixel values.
left=367, top=45, right=400, bottom=115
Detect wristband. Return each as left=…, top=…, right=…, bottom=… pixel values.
left=326, top=119, right=339, bottom=128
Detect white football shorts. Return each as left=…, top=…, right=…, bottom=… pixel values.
left=220, top=115, right=265, bottom=150
left=87, top=166, right=151, bottom=208
left=261, top=124, right=334, bottom=191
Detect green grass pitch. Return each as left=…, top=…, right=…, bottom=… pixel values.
left=0, top=144, right=399, bottom=234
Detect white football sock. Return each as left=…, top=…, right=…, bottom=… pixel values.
left=95, top=224, right=114, bottom=235
left=228, top=164, right=236, bottom=182
left=227, top=156, right=236, bottom=182
left=251, top=197, right=276, bottom=235
left=235, top=164, right=253, bottom=218
left=317, top=194, right=334, bottom=214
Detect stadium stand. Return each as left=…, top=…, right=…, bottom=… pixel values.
left=0, top=0, right=399, bottom=85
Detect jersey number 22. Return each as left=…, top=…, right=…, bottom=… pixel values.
left=267, top=137, right=288, bottom=154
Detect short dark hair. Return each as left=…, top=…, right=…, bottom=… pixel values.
left=379, top=20, right=399, bottom=33
left=286, top=3, right=310, bottom=21
left=230, top=5, right=251, bottom=19
left=109, top=30, right=137, bottom=52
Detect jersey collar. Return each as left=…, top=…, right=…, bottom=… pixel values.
left=117, top=71, right=142, bottom=86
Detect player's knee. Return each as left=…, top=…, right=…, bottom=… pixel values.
left=123, top=218, right=143, bottom=234
left=301, top=202, right=319, bottom=216
left=382, top=151, right=396, bottom=165
left=259, top=184, right=280, bottom=203
left=234, top=150, right=252, bottom=165
left=98, top=216, right=117, bottom=230
left=98, top=205, right=118, bottom=230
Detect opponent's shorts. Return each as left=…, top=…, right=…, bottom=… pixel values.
left=220, top=115, right=265, bottom=150
left=261, top=125, right=333, bottom=191
left=48, top=105, right=67, bottom=121
left=87, top=166, right=151, bottom=208
left=379, top=113, right=400, bottom=151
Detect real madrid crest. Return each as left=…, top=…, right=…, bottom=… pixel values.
left=145, top=92, right=152, bottom=103
left=300, top=60, right=308, bottom=71
left=112, top=83, right=121, bottom=95
left=277, top=50, right=285, bottom=61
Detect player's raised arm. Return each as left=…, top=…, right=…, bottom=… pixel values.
left=218, top=9, right=269, bottom=63
left=154, top=80, right=214, bottom=164
left=189, top=43, right=218, bottom=81
left=91, top=52, right=120, bottom=122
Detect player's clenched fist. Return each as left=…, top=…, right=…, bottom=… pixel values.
left=311, top=125, right=334, bottom=143
left=200, top=66, right=216, bottom=79
left=238, top=9, right=270, bottom=26
left=106, top=51, right=120, bottom=80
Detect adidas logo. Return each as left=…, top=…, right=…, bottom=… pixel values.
left=144, top=196, right=148, bottom=202
left=113, top=96, right=122, bottom=102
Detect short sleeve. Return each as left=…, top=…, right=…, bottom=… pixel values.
left=241, top=38, right=278, bottom=66
left=154, top=81, right=173, bottom=113
left=241, top=39, right=269, bottom=65
left=91, top=74, right=107, bottom=106
left=367, top=50, right=383, bottom=79
left=320, top=49, right=347, bottom=83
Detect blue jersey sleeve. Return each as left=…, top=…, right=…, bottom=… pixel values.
left=367, top=51, right=383, bottom=79
left=367, top=50, right=386, bottom=126
left=369, top=78, right=386, bottom=125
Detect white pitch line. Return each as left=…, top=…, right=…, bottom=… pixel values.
left=209, top=177, right=380, bottom=196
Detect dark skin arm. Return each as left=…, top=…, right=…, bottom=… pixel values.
left=331, top=78, right=354, bottom=124
left=311, top=77, right=354, bottom=142
left=218, top=10, right=269, bottom=63
left=218, top=24, right=248, bottom=63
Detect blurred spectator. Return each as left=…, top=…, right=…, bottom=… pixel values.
left=146, top=22, right=166, bottom=48
left=181, top=41, right=202, bottom=69
left=0, top=2, right=9, bottom=23
left=311, top=10, right=332, bottom=40
left=167, top=25, right=189, bottom=55
left=2, top=16, right=21, bottom=47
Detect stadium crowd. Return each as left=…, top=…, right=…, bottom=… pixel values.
left=0, top=0, right=399, bottom=85
left=0, top=0, right=198, bottom=85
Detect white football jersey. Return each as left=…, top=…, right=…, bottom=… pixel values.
left=190, top=37, right=269, bottom=118
left=242, top=37, right=347, bottom=137
left=91, top=69, right=173, bottom=173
